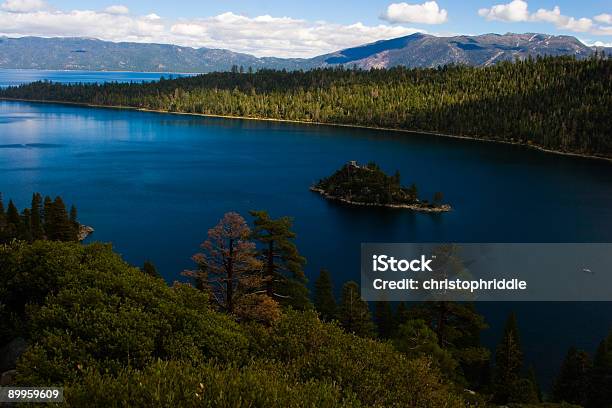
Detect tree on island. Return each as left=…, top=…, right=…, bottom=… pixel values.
left=249, top=210, right=310, bottom=310
left=433, top=192, right=444, bottom=205
left=337, top=281, right=376, bottom=338
left=313, top=268, right=336, bottom=321
left=407, top=183, right=418, bottom=201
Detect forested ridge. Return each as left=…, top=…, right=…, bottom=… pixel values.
left=1, top=55, right=611, bottom=157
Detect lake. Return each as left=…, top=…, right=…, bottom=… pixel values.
left=0, top=69, right=195, bottom=87
left=1, top=98, right=612, bottom=387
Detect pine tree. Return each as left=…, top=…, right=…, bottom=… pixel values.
left=0, top=193, right=6, bottom=242
left=6, top=200, right=21, bottom=238
left=494, top=312, right=524, bottom=403
left=395, top=301, right=409, bottom=327
left=552, top=346, right=591, bottom=406
left=433, top=191, right=444, bottom=205
left=588, top=331, right=612, bottom=408
left=409, top=301, right=489, bottom=388
left=374, top=301, right=395, bottom=338
left=313, top=268, right=336, bottom=321
left=69, top=205, right=79, bottom=240
left=20, top=208, right=32, bottom=242
left=249, top=210, right=309, bottom=310
left=184, top=212, right=279, bottom=323
left=337, top=281, right=375, bottom=338
left=528, top=365, right=542, bottom=403
left=51, top=197, right=75, bottom=241
left=393, top=319, right=458, bottom=380
left=30, top=193, right=44, bottom=240
left=43, top=195, right=54, bottom=239
left=143, top=260, right=162, bottom=279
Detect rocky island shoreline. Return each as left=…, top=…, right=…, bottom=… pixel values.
left=311, top=161, right=451, bottom=212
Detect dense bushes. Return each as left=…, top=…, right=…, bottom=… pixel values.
left=0, top=241, right=464, bottom=406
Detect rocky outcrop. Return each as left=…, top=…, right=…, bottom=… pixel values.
left=78, top=224, right=94, bottom=241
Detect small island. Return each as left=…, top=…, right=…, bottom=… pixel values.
left=310, top=161, right=451, bottom=212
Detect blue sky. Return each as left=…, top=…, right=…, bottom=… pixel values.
left=1, top=0, right=610, bottom=57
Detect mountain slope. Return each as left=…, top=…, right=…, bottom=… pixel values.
left=0, top=36, right=306, bottom=72
left=0, top=33, right=603, bottom=72
left=316, top=33, right=595, bottom=69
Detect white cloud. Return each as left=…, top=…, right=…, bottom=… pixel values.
left=478, top=0, right=529, bottom=22
left=0, top=8, right=425, bottom=57
left=581, top=39, right=612, bottom=47
left=531, top=6, right=592, bottom=32
left=381, top=1, right=448, bottom=24
left=104, top=5, right=129, bottom=15
left=170, top=13, right=425, bottom=57
left=1, top=0, right=47, bottom=13
left=592, top=26, right=612, bottom=35
left=594, top=14, right=612, bottom=24
left=478, top=1, right=611, bottom=35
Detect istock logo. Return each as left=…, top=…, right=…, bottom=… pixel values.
left=372, top=254, right=434, bottom=272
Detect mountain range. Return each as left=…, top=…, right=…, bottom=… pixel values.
left=0, top=33, right=608, bottom=73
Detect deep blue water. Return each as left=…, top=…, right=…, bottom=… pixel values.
left=1, top=99, right=612, bottom=388
left=0, top=69, right=194, bottom=87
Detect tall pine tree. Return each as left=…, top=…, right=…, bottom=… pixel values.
left=553, top=346, right=591, bottom=406
left=374, top=301, right=395, bottom=339
left=30, top=193, right=44, bottom=240
left=313, top=268, right=336, bottom=321
left=69, top=205, right=79, bottom=241
left=249, top=210, right=309, bottom=309
left=0, top=193, right=6, bottom=241
left=588, top=331, right=612, bottom=408
left=337, top=281, right=375, bottom=338
left=494, top=312, right=526, bottom=404
left=6, top=200, right=21, bottom=239
left=51, top=197, right=75, bottom=241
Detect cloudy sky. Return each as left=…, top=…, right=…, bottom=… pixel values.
left=0, top=0, right=610, bottom=57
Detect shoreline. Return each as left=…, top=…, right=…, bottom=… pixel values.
left=1, top=97, right=611, bottom=163
left=309, top=187, right=452, bottom=212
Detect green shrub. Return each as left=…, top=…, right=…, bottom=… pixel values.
left=65, top=359, right=357, bottom=407
left=1, top=241, right=465, bottom=406
left=9, top=242, right=247, bottom=384
left=252, top=310, right=465, bottom=407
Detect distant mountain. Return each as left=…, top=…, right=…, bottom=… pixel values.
left=0, top=33, right=605, bottom=73
left=0, top=36, right=306, bottom=72
left=315, top=33, right=596, bottom=69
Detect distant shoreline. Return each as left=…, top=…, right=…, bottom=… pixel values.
left=0, top=68, right=201, bottom=75
left=2, top=97, right=611, bottom=163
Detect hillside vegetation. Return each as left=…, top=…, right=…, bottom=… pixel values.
left=0, top=241, right=465, bottom=407
left=1, top=55, right=610, bottom=157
